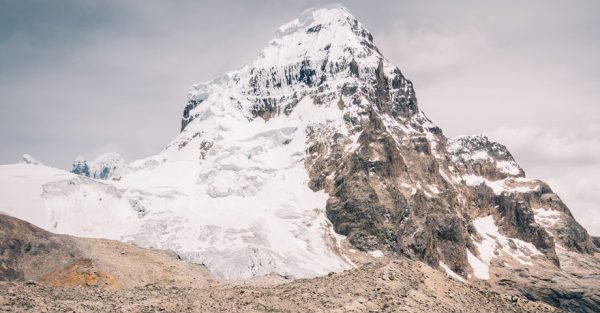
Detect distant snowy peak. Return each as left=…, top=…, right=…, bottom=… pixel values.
left=71, top=153, right=130, bottom=180
left=71, top=156, right=90, bottom=177
left=19, top=154, right=42, bottom=165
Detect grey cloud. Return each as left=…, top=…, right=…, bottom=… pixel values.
left=486, top=126, right=600, bottom=234
left=486, top=126, right=600, bottom=166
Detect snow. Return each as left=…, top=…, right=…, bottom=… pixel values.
left=470, top=150, right=491, bottom=161
left=461, top=175, right=539, bottom=195
left=0, top=164, right=73, bottom=227
left=496, top=160, right=521, bottom=176
left=467, top=249, right=490, bottom=280
left=462, top=175, right=505, bottom=194
left=448, top=135, right=522, bottom=177
left=137, top=95, right=352, bottom=279
left=0, top=164, right=141, bottom=239
left=87, top=153, right=131, bottom=179
left=0, top=92, right=354, bottom=280
left=255, top=5, right=379, bottom=69
left=470, top=215, right=542, bottom=275
left=533, top=208, right=561, bottom=228
left=439, top=261, right=466, bottom=282
left=70, top=153, right=131, bottom=180
left=368, top=250, right=384, bottom=258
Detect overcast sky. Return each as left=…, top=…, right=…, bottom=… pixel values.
left=0, top=0, right=598, bottom=234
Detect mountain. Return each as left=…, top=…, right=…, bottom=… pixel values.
left=19, top=154, right=42, bottom=165
left=1, top=5, right=598, bottom=311
left=71, top=153, right=130, bottom=180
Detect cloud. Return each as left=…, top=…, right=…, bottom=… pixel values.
left=486, top=125, right=600, bottom=235
left=377, top=26, right=491, bottom=84
left=486, top=125, right=600, bottom=166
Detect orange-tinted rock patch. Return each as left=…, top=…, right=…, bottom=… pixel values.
left=39, top=258, right=122, bottom=289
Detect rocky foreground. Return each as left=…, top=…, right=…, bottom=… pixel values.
left=0, top=261, right=557, bottom=313
left=0, top=213, right=557, bottom=313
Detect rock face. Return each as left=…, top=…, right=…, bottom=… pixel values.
left=71, top=156, right=90, bottom=177
left=0, top=213, right=208, bottom=289
left=0, top=213, right=80, bottom=281
left=71, top=153, right=130, bottom=180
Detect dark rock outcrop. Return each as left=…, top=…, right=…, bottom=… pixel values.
left=71, top=158, right=90, bottom=177
left=0, top=214, right=81, bottom=281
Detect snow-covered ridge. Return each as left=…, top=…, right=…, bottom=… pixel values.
left=19, top=154, right=42, bottom=165
left=71, top=153, right=131, bottom=180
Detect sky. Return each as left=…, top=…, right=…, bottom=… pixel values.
left=0, top=0, right=598, bottom=234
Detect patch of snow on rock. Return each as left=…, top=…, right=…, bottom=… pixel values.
left=467, top=250, right=489, bottom=280
left=368, top=250, right=384, bottom=258
left=472, top=215, right=541, bottom=269
left=439, top=261, right=466, bottom=282
left=533, top=208, right=561, bottom=228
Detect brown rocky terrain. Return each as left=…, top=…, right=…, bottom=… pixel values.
left=1, top=213, right=559, bottom=312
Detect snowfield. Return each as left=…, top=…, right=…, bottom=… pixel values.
left=0, top=97, right=353, bottom=279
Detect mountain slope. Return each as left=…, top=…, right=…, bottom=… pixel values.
left=0, top=4, right=598, bottom=311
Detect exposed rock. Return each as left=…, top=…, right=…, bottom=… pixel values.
left=593, top=236, right=600, bottom=249
left=71, top=156, right=90, bottom=177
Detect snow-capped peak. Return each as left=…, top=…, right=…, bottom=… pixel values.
left=253, top=4, right=379, bottom=68
left=19, top=154, right=42, bottom=165
left=182, top=4, right=417, bottom=135
left=71, top=153, right=130, bottom=180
